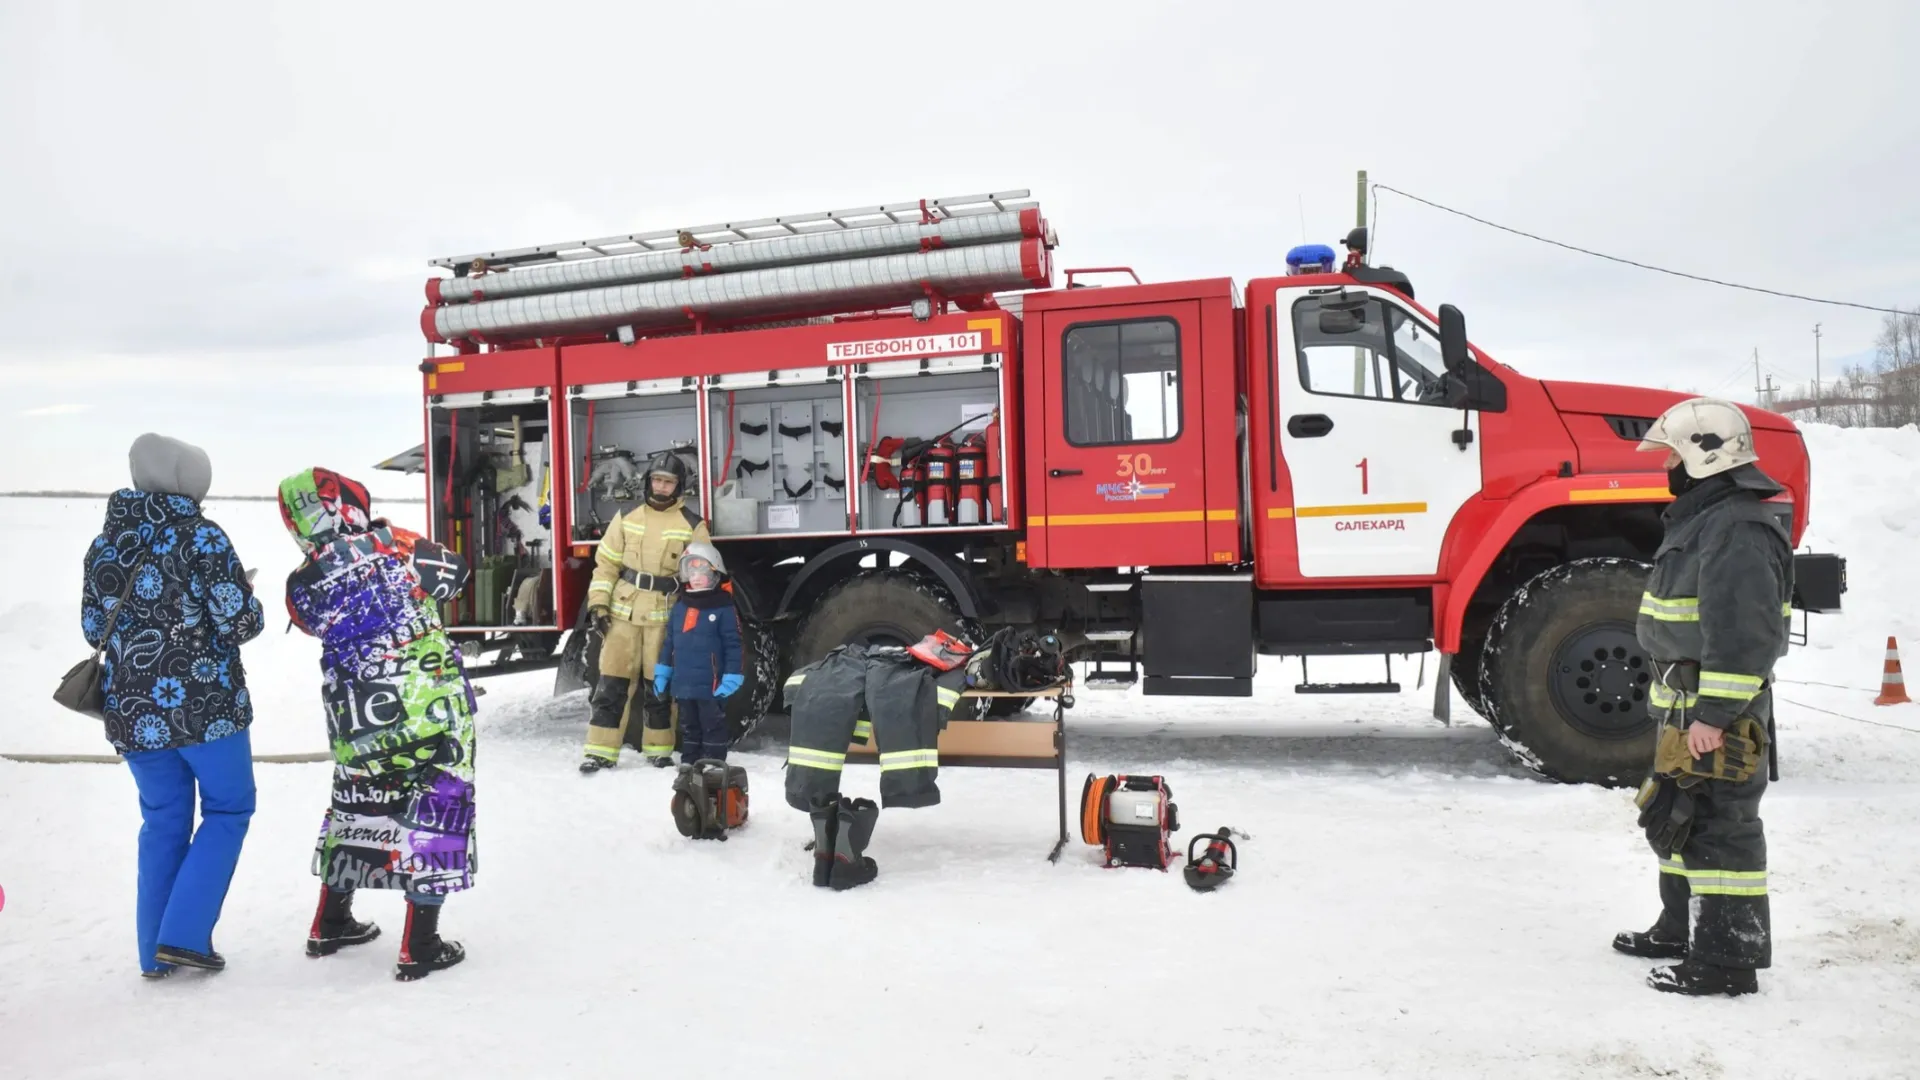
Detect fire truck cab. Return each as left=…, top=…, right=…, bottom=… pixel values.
left=391, top=190, right=1846, bottom=786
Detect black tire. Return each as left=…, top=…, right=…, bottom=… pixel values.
left=1450, top=607, right=1494, bottom=721
left=793, top=569, right=989, bottom=719
left=1477, top=557, right=1657, bottom=786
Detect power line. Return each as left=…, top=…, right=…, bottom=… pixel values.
left=1371, top=184, right=1914, bottom=317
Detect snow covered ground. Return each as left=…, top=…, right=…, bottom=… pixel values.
left=4, top=424, right=1920, bottom=1078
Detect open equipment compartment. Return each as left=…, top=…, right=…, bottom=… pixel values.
left=425, top=387, right=559, bottom=632
left=567, top=375, right=704, bottom=544
left=852, top=351, right=1010, bottom=534
left=704, top=367, right=851, bottom=538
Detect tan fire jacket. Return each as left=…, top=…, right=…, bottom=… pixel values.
left=586, top=499, right=710, bottom=625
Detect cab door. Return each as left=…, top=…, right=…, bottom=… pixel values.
left=1276, top=289, right=1482, bottom=578
left=1033, top=301, right=1208, bottom=569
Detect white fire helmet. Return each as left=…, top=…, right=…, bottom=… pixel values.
left=1636, top=397, right=1759, bottom=480
left=677, top=541, right=727, bottom=592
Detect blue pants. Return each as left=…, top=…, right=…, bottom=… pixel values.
left=123, top=728, right=256, bottom=972
left=677, top=697, right=729, bottom=764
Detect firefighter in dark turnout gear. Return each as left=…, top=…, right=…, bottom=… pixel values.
left=1616, top=397, right=1792, bottom=997
left=783, top=635, right=972, bottom=889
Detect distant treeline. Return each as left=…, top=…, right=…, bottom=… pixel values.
left=1, top=491, right=427, bottom=503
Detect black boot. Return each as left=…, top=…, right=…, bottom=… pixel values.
left=152, top=945, right=224, bottom=971
left=830, top=797, right=879, bottom=891
left=307, top=885, right=381, bottom=957
left=1612, top=925, right=1688, bottom=960
left=581, top=677, right=632, bottom=774
left=579, top=754, right=616, bottom=774
left=1648, top=959, right=1757, bottom=997
left=809, top=796, right=840, bottom=887
left=394, top=901, right=465, bottom=982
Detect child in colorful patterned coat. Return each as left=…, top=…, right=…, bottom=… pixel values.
left=652, top=541, right=744, bottom=764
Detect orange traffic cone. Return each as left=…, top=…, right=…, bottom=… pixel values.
left=1874, top=636, right=1911, bottom=706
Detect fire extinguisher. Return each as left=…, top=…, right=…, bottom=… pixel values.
left=923, top=436, right=957, bottom=526
left=956, top=433, right=988, bottom=526
left=896, top=452, right=925, bottom=528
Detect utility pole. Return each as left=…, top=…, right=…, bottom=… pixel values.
left=1753, top=348, right=1777, bottom=410
left=1812, top=323, right=1823, bottom=422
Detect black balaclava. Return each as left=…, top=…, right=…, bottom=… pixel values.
left=1667, top=463, right=1698, bottom=497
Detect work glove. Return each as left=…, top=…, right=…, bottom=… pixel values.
left=1655, top=720, right=1764, bottom=785
left=589, top=607, right=611, bottom=637
left=1635, top=773, right=1695, bottom=858
left=654, top=666, right=673, bottom=696
left=716, top=673, right=744, bottom=698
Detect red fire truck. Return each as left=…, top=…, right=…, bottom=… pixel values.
left=383, top=190, right=1845, bottom=786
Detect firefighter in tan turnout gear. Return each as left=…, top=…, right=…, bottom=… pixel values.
left=580, top=452, right=711, bottom=773
left=1615, top=397, right=1791, bottom=997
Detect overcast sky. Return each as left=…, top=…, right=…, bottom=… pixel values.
left=3, top=0, right=1915, bottom=500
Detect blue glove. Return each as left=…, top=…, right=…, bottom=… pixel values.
left=653, top=666, right=672, bottom=696
left=716, top=673, right=744, bottom=698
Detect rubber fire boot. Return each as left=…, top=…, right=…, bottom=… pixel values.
left=394, top=901, right=465, bottom=982
left=829, top=797, right=879, bottom=891
left=306, top=885, right=381, bottom=958
left=1647, top=959, right=1758, bottom=997
left=1612, top=926, right=1688, bottom=960
left=809, top=796, right=840, bottom=888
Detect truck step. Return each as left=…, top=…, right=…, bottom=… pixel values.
left=1295, top=682, right=1401, bottom=695
left=1084, top=673, right=1139, bottom=690
left=1084, top=629, right=1134, bottom=642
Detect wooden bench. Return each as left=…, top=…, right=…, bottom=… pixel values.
left=842, top=685, right=1073, bottom=861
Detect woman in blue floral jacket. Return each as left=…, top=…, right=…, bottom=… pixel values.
left=82, top=434, right=264, bottom=978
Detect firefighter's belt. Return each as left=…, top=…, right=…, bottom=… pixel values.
left=1635, top=774, right=1695, bottom=858
left=620, top=569, right=679, bottom=593
left=1654, top=717, right=1766, bottom=786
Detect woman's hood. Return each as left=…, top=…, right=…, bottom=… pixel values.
left=277, top=467, right=375, bottom=550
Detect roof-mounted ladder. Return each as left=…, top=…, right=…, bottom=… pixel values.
left=431, top=190, right=1039, bottom=272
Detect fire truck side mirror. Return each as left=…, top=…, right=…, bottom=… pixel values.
left=1439, top=303, right=1469, bottom=375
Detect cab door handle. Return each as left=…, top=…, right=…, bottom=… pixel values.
left=1049, top=468, right=1083, bottom=478
left=1287, top=414, right=1334, bottom=438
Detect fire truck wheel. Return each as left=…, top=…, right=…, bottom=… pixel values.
left=1476, top=557, right=1657, bottom=787
left=794, top=570, right=989, bottom=718
left=1450, top=607, right=1494, bottom=722
left=724, top=618, right=781, bottom=743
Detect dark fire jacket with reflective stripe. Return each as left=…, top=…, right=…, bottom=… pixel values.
left=1635, top=465, right=1794, bottom=730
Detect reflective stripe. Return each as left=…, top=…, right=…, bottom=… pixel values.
left=1685, top=869, right=1768, bottom=896
left=852, top=719, right=873, bottom=740
left=610, top=602, right=634, bottom=619
left=1639, top=593, right=1701, bottom=622
left=642, top=745, right=673, bottom=758
left=662, top=529, right=693, bottom=541
left=1649, top=685, right=1699, bottom=710
left=588, top=580, right=613, bottom=595
left=1782, top=602, right=1793, bottom=617
left=596, top=540, right=623, bottom=564
left=1659, top=854, right=1687, bottom=875
left=783, top=674, right=806, bottom=690
left=787, top=746, right=846, bottom=771
left=936, top=687, right=960, bottom=709
left=644, top=609, right=669, bottom=622
left=585, top=744, right=620, bottom=763
left=1698, top=670, right=1764, bottom=701
left=878, top=749, right=939, bottom=772
left=622, top=521, right=647, bottom=535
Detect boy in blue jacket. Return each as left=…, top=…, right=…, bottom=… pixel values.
left=653, top=541, right=744, bottom=764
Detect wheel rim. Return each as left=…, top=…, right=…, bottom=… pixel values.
left=1548, top=621, right=1654, bottom=740
left=845, top=623, right=918, bottom=649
